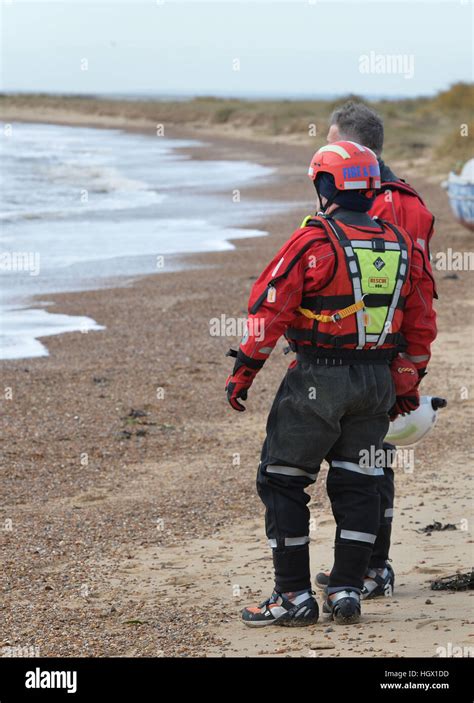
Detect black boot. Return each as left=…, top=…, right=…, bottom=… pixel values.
left=323, top=590, right=361, bottom=625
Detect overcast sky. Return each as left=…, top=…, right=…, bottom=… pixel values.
left=1, top=0, right=472, bottom=98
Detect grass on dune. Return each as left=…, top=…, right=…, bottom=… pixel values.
left=1, top=82, right=472, bottom=173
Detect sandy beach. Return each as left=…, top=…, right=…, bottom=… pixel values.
left=1, top=103, right=473, bottom=658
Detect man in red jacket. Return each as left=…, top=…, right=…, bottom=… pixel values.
left=327, top=101, right=435, bottom=263
left=314, top=102, right=438, bottom=599
left=225, top=141, right=436, bottom=626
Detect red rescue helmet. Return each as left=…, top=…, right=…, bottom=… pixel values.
left=308, top=141, right=381, bottom=191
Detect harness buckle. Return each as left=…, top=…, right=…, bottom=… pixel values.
left=372, top=238, right=386, bottom=252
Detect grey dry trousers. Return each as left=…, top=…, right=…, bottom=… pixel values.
left=256, top=357, right=396, bottom=594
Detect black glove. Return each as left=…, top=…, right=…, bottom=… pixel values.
left=389, top=390, right=420, bottom=420
left=225, top=349, right=264, bottom=412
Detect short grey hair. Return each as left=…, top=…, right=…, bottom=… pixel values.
left=330, top=101, right=384, bottom=155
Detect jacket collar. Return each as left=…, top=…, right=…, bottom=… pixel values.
left=330, top=207, right=380, bottom=229
left=378, top=157, right=399, bottom=184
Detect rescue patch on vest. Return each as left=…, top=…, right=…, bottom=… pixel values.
left=373, top=256, right=386, bottom=271
left=368, top=276, right=389, bottom=288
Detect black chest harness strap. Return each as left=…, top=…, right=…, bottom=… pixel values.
left=324, top=218, right=367, bottom=349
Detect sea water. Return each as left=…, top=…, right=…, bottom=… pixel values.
left=0, top=122, right=284, bottom=359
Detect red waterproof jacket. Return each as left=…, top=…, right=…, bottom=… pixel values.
left=370, top=162, right=435, bottom=272
left=238, top=213, right=436, bottom=374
